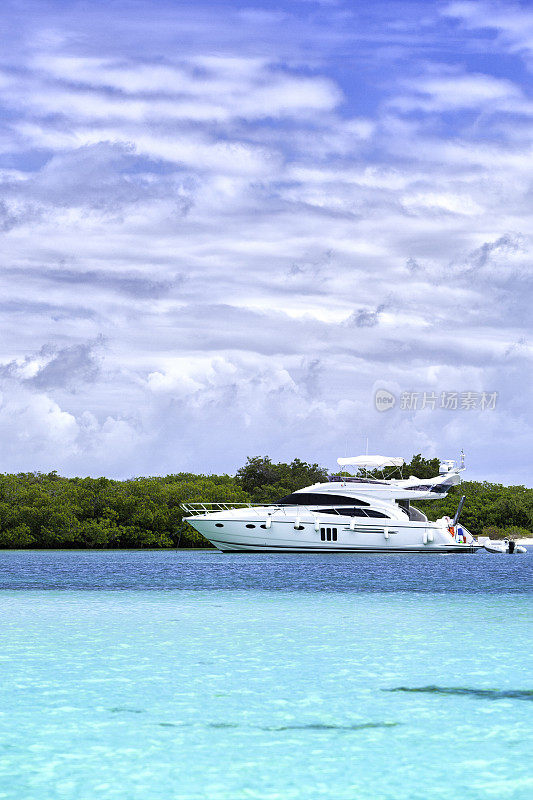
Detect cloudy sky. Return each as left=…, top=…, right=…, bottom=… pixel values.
left=0, top=0, right=531, bottom=482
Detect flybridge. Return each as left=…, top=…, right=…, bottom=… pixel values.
left=329, top=476, right=453, bottom=493
left=299, top=453, right=467, bottom=503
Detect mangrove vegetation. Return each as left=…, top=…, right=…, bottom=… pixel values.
left=0, top=455, right=530, bottom=548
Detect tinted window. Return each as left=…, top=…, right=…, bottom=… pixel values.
left=407, top=505, right=427, bottom=522
left=317, top=507, right=367, bottom=517
left=329, top=476, right=390, bottom=485
left=277, top=493, right=369, bottom=506
left=404, top=484, right=449, bottom=493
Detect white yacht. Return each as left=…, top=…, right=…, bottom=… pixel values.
left=183, top=455, right=482, bottom=553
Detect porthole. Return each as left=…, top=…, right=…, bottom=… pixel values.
left=215, top=523, right=224, bottom=528
left=246, top=524, right=256, bottom=529
left=294, top=525, right=305, bottom=530
left=260, top=524, right=267, bottom=529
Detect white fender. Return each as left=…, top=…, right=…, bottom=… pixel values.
left=350, top=518, right=356, bottom=531
left=427, top=530, right=434, bottom=542
left=314, top=517, right=320, bottom=532
left=384, top=528, right=390, bottom=539
left=265, top=516, right=271, bottom=529
left=294, top=513, right=300, bottom=530
left=423, top=531, right=428, bottom=544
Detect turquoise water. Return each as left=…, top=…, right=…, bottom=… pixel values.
left=0, top=552, right=531, bottom=800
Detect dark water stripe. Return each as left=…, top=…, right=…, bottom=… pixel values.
left=260, top=722, right=399, bottom=731
left=207, top=722, right=240, bottom=729
left=109, top=707, right=145, bottom=713
left=384, top=686, right=533, bottom=701
left=156, top=721, right=399, bottom=731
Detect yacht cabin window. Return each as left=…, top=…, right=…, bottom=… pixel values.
left=277, top=492, right=369, bottom=506
left=317, top=507, right=389, bottom=518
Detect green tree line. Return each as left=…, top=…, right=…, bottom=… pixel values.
left=0, top=455, right=530, bottom=548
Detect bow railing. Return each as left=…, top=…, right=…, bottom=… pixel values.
left=181, top=502, right=259, bottom=516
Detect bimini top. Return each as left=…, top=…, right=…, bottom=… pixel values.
left=337, top=455, right=404, bottom=469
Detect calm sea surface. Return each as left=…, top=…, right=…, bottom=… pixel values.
left=0, top=550, right=531, bottom=800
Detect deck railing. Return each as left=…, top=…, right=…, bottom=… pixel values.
left=181, top=502, right=259, bottom=517
left=181, top=502, right=320, bottom=518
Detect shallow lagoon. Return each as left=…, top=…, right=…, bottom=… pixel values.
left=0, top=551, right=531, bottom=800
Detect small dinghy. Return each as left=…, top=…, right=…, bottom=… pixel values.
left=483, top=539, right=527, bottom=554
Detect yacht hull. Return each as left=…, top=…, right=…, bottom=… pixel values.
left=212, top=543, right=476, bottom=553
left=187, top=519, right=479, bottom=554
